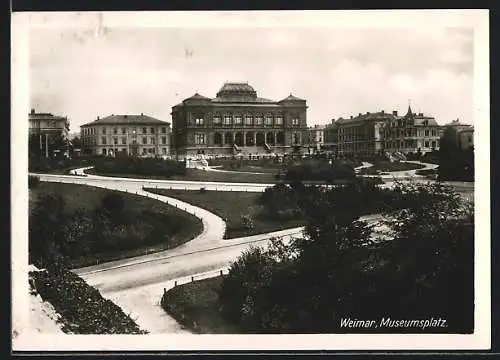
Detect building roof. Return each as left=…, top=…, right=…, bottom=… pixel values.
left=183, top=93, right=212, bottom=101
left=81, top=114, right=170, bottom=127
left=217, top=82, right=256, bottom=95
left=444, top=119, right=471, bottom=127
left=280, top=94, right=306, bottom=102
left=211, top=96, right=275, bottom=103
left=336, top=111, right=394, bottom=124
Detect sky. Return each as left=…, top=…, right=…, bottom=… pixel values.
left=29, top=14, right=475, bottom=133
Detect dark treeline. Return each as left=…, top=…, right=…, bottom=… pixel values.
left=215, top=180, right=474, bottom=333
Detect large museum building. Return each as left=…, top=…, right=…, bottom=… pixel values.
left=171, top=82, right=308, bottom=157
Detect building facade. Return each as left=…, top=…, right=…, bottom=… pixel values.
left=327, top=106, right=443, bottom=158
left=171, top=82, right=308, bottom=157
left=382, top=106, right=442, bottom=155
left=29, top=108, right=69, bottom=138
left=29, top=108, right=70, bottom=157
left=336, top=111, right=392, bottom=158
left=80, top=114, right=171, bottom=157
left=442, top=119, right=474, bottom=150
left=306, top=124, right=326, bottom=152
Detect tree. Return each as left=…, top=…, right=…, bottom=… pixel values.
left=29, top=193, right=69, bottom=271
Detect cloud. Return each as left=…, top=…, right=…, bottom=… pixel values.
left=29, top=25, right=475, bottom=130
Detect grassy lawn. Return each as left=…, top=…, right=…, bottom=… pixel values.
left=161, top=276, right=242, bottom=334
left=144, top=188, right=306, bottom=239
left=88, top=168, right=277, bottom=184
left=30, top=182, right=203, bottom=268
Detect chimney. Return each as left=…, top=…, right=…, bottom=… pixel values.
left=358, top=113, right=362, bottom=116
left=30, top=108, right=35, bottom=115
left=350, top=115, right=353, bottom=119
left=392, top=110, right=398, bottom=116
left=141, top=112, right=144, bottom=116
left=381, top=110, right=385, bottom=114
left=367, top=112, right=370, bottom=115
left=97, top=116, right=100, bottom=120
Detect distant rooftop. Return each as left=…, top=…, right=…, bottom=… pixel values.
left=81, top=114, right=170, bottom=127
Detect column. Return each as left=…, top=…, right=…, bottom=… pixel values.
left=254, top=132, right=257, bottom=145
left=243, top=131, right=246, bottom=146
left=274, top=132, right=277, bottom=145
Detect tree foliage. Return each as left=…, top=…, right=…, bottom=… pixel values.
left=218, top=179, right=474, bottom=333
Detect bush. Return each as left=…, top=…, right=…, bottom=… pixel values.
left=30, top=268, right=147, bottom=334
left=100, top=192, right=125, bottom=217
left=28, top=175, right=40, bottom=189
left=93, top=157, right=186, bottom=178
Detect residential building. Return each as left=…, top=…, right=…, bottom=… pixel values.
left=307, top=124, right=326, bottom=152
left=80, top=114, right=171, bottom=157
left=442, top=119, right=474, bottom=150
left=382, top=106, right=442, bottom=155
left=29, top=108, right=70, bottom=158
left=335, top=110, right=392, bottom=158
left=171, top=82, right=308, bottom=157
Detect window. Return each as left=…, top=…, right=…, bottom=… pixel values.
left=265, top=116, right=273, bottom=126
left=113, top=128, right=118, bottom=135
left=161, top=136, right=167, bottom=145
left=425, top=141, right=430, bottom=148
left=275, top=116, right=283, bottom=125
left=122, top=148, right=127, bottom=153
left=245, top=116, right=253, bottom=125
left=150, top=127, right=155, bottom=134
left=195, top=133, right=206, bottom=144
left=161, top=127, right=167, bottom=134
left=142, top=137, right=147, bottom=144
left=234, top=115, right=242, bottom=125
left=122, top=128, right=126, bottom=134
left=143, top=148, right=147, bottom=155
left=150, top=137, right=155, bottom=145
left=224, top=116, right=232, bottom=125
left=121, top=137, right=126, bottom=145
left=162, top=148, right=167, bottom=155
left=142, top=127, right=147, bottom=134
left=468, top=136, right=472, bottom=142
left=195, top=117, right=204, bottom=125
left=101, top=137, right=107, bottom=145
left=102, top=128, right=106, bottom=134
left=213, top=116, right=222, bottom=125
left=292, top=117, right=299, bottom=126
left=113, top=138, right=118, bottom=145
left=425, top=130, right=429, bottom=136
left=255, top=116, right=263, bottom=126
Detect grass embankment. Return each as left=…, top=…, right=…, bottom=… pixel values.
left=30, top=182, right=203, bottom=268
left=29, top=268, right=147, bottom=334
left=358, top=161, right=425, bottom=175
left=160, top=276, right=242, bottom=334
left=144, top=188, right=306, bottom=239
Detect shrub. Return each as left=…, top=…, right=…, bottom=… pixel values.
left=100, top=192, right=125, bottom=217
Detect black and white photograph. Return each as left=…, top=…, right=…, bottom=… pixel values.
left=11, top=10, right=490, bottom=351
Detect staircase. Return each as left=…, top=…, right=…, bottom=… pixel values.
left=233, top=143, right=240, bottom=154
left=264, top=143, right=272, bottom=153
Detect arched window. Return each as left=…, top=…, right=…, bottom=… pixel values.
left=246, top=132, right=254, bottom=146
left=235, top=132, right=244, bottom=146
left=224, top=133, right=233, bottom=144
left=214, top=132, right=223, bottom=145
left=276, top=132, right=285, bottom=145
left=256, top=132, right=265, bottom=146
left=266, top=132, right=275, bottom=145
